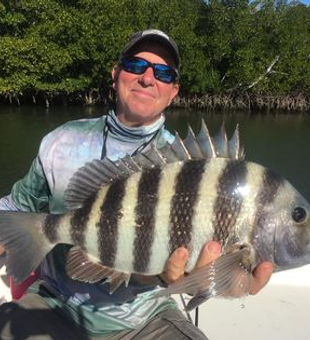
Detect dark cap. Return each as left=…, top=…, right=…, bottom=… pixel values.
left=121, top=29, right=180, bottom=69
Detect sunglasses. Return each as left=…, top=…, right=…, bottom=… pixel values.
left=119, top=56, right=178, bottom=84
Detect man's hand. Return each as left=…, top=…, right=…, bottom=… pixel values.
left=249, top=261, right=273, bottom=295
left=161, top=241, right=221, bottom=284
left=161, top=242, right=273, bottom=295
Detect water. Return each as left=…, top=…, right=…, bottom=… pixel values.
left=0, top=106, right=310, bottom=201
left=0, top=105, right=105, bottom=196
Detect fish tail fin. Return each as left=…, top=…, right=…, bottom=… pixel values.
left=0, top=211, right=53, bottom=283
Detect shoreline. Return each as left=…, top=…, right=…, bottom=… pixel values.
left=1, top=92, right=309, bottom=114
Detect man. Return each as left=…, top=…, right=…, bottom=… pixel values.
left=0, top=29, right=273, bottom=339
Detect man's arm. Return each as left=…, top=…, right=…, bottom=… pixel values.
left=0, top=157, right=50, bottom=213
left=0, top=156, right=50, bottom=256
left=163, top=242, right=273, bottom=295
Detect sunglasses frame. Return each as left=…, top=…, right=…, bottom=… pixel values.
left=119, top=56, right=179, bottom=84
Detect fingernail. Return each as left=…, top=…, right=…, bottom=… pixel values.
left=206, top=242, right=221, bottom=255
left=176, top=247, right=188, bottom=260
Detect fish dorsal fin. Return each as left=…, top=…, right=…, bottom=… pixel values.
left=64, top=157, right=135, bottom=210
left=212, top=122, right=228, bottom=157
left=170, top=132, right=191, bottom=160
left=183, top=125, right=204, bottom=158
left=196, top=119, right=216, bottom=158
left=228, top=124, right=245, bottom=160
left=64, top=119, right=244, bottom=209
left=157, top=120, right=244, bottom=162
left=136, top=143, right=167, bottom=166
left=192, top=120, right=244, bottom=160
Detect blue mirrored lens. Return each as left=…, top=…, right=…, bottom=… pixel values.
left=122, top=58, right=148, bottom=74
left=154, top=65, right=176, bottom=83
left=120, top=57, right=177, bottom=84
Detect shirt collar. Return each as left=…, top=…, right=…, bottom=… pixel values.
left=107, top=110, right=165, bottom=141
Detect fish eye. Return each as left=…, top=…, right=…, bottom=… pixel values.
left=292, top=207, right=307, bottom=223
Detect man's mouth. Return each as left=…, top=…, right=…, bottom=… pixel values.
left=132, top=89, right=156, bottom=99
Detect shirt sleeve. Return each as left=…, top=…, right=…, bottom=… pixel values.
left=0, top=155, right=50, bottom=213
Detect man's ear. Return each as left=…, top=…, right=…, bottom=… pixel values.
left=169, top=83, right=179, bottom=105
left=111, top=66, right=119, bottom=90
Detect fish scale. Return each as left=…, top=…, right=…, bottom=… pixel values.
left=169, top=159, right=206, bottom=253
left=113, top=171, right=141, bottom=274
left=212, top=160, right=247, bottom=246
left=97, top=178, right=127, bottom=267
left=43, top=214, right=62, bottom=243
left=133, top=166, right=161, bottom=273
left=147, top=161, right=180, bottom=273
left=70, top=194, right=97, bottom=248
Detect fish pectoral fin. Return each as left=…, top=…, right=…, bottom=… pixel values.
left=155, top=247, right=253, bottom=310
left=66, top=246, right=131, bottom=292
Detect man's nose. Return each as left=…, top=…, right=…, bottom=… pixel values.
left=139, top=67, right=156, bottom=86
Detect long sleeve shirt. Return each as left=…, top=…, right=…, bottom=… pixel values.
left=0, top=111, right=178, bottom=336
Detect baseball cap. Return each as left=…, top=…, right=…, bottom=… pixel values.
left=121, top=29, right=180, bottom=70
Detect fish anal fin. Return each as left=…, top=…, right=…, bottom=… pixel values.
left=66, top=246, right=131, bottom=292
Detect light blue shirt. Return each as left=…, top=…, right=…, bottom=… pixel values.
left=0, top=110, right=177, bottom=336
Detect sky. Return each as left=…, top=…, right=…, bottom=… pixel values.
left=284, top=0, right=310, bottom=5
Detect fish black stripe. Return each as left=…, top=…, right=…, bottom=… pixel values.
left=251, top=168, right=284, bottom=260
left=97, top=178, right=127, bottom=267
left=70, top=194, right=98, bottom=249
left=212, top=160, right=247, bottom=245
left=169, top=159, right=206, bottom=252
left=133, top=166, right=161, bottom=273
left=257, top=168, right=284, bottom=206
left=254, top=168, right=284, bottom=229
left=43, top=214, right=62, bottom=243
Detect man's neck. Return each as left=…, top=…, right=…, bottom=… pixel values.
left=116, top=111, right=161, bottom=127
left=107, top=110, right=165, bottom=138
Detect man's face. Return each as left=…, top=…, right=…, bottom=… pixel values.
left=112, top=42, right=179, bottom=127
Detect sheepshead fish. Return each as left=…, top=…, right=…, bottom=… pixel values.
left=0, top=121, right=310, bottom=311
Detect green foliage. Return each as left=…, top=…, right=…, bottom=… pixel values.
left=0, top=0, right=310, bottom=103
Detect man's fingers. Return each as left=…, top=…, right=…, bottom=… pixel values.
left=249, top=261, right=274, bottom=295
left=161, top=247, right=189, bottom=284
left=196, top=241, right=221, bottom=268
left=160, top=243, right=273, bottom=297
left=161, top=242, right=222, bottom=285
